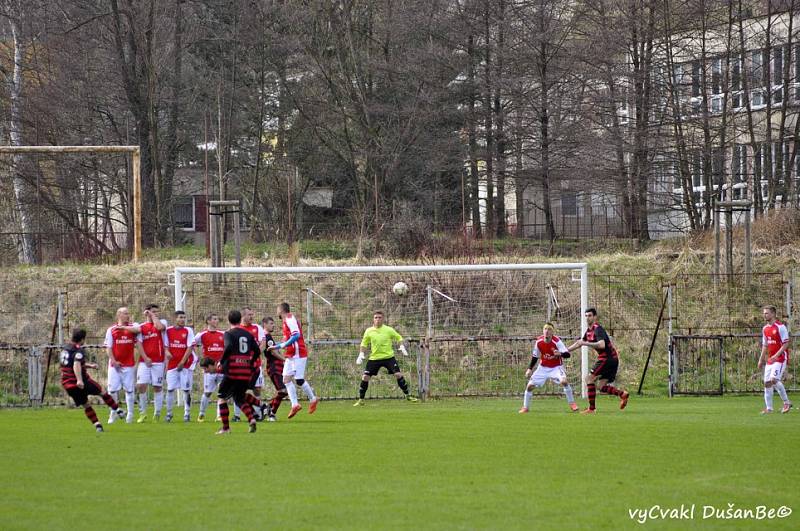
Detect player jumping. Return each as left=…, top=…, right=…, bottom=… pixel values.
left=519, top=322, right=578, bottom=413
left=758, top=305, right=792, bottom=414
left=354, top=310, right=418, bottom=406
left=216, top=310, right=263, bottom=434
left=567, top=307, right=629, bottom=414
left=61, top=329, right=125, bottom=432
left=268, top=302, right=319, bottom=418
left=194, top=313, right=225, bottom=422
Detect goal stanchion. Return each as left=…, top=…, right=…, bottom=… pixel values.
left=173, top=263, right=590, bottom=399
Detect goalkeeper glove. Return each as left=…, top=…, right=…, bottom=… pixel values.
left=356, top=353, right=365, bottom=365
left=399, top=345, right=408, bottom=357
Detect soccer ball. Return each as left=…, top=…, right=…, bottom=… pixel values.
left=393, top=281, right=409, bottom=296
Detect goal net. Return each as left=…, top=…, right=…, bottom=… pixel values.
left=174, top=264, right=589, bottom=400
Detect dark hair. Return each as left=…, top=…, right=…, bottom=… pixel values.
left=373, top=310, right=385, bottom=316
left=262, top=316, right=274, bottom=324
left=200, top=356, right=216, bottom=368
left=228, top=310, right=242, bottom=325
left=174, top=310, right=186, bottom=316
left=585, top=308, right=597, bottom=316
left=145, top=304, right=159, bottom=311
left=279, top=302, right=290, bottom=313
left=206, top=313, right=218, bottom=322
left=71, top=328, right=87, bottom=344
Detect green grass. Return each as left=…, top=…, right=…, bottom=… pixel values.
left=0, top=397, right=797, bottom=530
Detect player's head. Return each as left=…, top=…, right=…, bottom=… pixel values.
left=116, top=307, right=130, bottom=323
left=206, top=313, right=219, bottom=329
left=762, top=305, right=777, bottom=323
left=200, top=356, right=216, bottom=373
left=228, top=309, right=242, bottom=326
left=144, top=304, right=160, bottom=318
left=585, top=307, right=598, bottom=325
left=277, top=302, right=290, bottom=317
left=71, top=328, right=87, bottom=345
left=174, top=310, right=186, bottom=326
left=373, top=310, right=385, bottom=327
left=241, top=306, right=254, bottom=325
left=543, top=322, right=555, bottom=339
left=262, top=316, right=274, bottom=332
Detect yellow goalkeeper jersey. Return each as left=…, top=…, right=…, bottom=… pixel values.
left=360, top=325, right=403, bottom=360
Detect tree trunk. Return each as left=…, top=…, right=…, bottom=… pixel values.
left=494, top=0, right=507, bottom=237
left=483, top=1, right=495, bottom=235
left=467, top=34, right=482, bottom=238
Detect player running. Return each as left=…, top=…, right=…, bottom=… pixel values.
left=104, top=307, right=140, bottom=424
left=519, top=322, right=578, bottom=413
left=216, top=310, right=263, bottom=434
left=567, top=307, right=629, bottom=414
left=135, top=304, right=168, bottom=423
left=758, top=305, right=792, bottom=414
left=267, top=302, right=319, bottom=418
left=262, top=316, right=287, bottom=421
left=194, top=313, right=225, bottom=422
left=240, top=307, right=267, bottom=421
left=61, top=329, right=125, bottom=432
left=165, top=311, right=196, bottom=422
left=353, top=310, right=418, bottom=406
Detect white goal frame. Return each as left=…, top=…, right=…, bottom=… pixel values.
left=173, top=263, right=590, bottom=396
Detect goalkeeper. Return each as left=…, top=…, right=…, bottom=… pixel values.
left=354, top=311, right=419, bottom=406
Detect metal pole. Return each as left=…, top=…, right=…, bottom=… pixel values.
left=725, top=207, right=733, bottom=282
left=57, top=292, right=65, bottom=345
left=233, top=208, right=241, bottom=267
left=306, top=288, right=313, bottom=341
left=580, top=264, right=589, bottom=398
left=667, top=285, right=673, bottom=398
left=546, top=286, right=552, bottom=322
left=427, top=285, right=434, bottom=340
left=713, top=202, right=720, bottom=281
left=132, top=148, right=142, bottom=262
left=744, top=207, right=751, bottom=287
left=174, top=270, right=184, bottom=312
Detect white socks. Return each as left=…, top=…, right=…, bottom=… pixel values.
left=286, top=381, right=299, bottom=406
left=774, top=381, right=789, bottom=403
left=563, top=384, right=575, bottom=404
left=301, top=382, right=316, bottom=401
left=138, top=393, right=147, bottom=413
left=154, top=391, right=163, bottom=416
left=764, top=386, right=774, bottom=410
left=125, top=391, right=135, bottom=414
left=167, top=390, right=176, bottom=415
left=200, top=393, right=210, bottom=416
left=184, top=392, right=192, bottom=415
left=523, top=390, right=532, bottom=409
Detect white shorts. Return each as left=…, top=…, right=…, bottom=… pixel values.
left=136, top=362, right=165, bottom=387
left=203, top=372, right=224, bottom=394
left=764, top=361, right=787, bottom=383
left=167, top=367, right=194, bottom=391
left=253, top=366, right=265, bottom=388
left=108, top=365, right=136, bottom=393
left=282, top=357, right=307, bottom=380
left=529, top=365, right=567, bottom=387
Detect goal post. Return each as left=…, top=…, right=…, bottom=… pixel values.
left=0, top=145, right=142, bottom=261
left=173, top=263, right=590, bottom=398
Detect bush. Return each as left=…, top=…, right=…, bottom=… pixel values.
left=382, top=209, right=435, bottom=258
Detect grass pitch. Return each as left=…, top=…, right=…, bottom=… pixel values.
left=0, top=396, right=797, bottom=530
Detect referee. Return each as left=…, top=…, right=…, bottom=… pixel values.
left=354, top=311, right=418, bottom=406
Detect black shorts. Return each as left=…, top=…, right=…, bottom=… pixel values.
left=248, top=367, right=262, bottom=390
left=267, top=367, right=286, bottom=391
left=65, top=379, right=103, bottom=407
left=218, top=378, right=249, bottom=404
left=590, top=357, right=619, bottom=383
left=364, top=357, right=401, bottom=376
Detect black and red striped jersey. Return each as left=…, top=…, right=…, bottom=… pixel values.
left=264, top=333, right=284, bottom=371
left=222, top=328, right=261, bottom=381
left=582, top=323, right=618, bottom=360
left=60, top=343, right=89, bottom=389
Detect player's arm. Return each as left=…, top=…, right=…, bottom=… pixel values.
left=393, top=327, right=409, bottom=356
left=73, top=358, right=85, bottom=389
left=583, top=327, right=608, bottom=350
left=565, top=338, right=583, bottom=352
left=555, top=338, right=571, bottom=359
left=357, top=329, right=370, bottom=364
left=525, top=345, right=540, bottom=378
left=152, top=316, right=167, bottom=332
left=250, top=334, right=262, bottom=365
left=105, top=328, right=120, bottom=369
left=137, top=341, right=152, bottom=366
left=757, top=330, right=769, bottom=368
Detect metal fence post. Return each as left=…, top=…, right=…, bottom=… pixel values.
left=57, top=292, right=65, bottom=345
left=306, top=288, right=313, bottom=341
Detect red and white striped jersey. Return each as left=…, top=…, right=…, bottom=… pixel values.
left=533, top=335, right=569, bottom=368
left=762, top=321, right=790, bottom=363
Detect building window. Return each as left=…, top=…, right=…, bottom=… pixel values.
left=732, top=57, right=743, bottom=108
left=691, top=152, right=702, bottom=189
left=751, top=89, right=765, bottom=107
left=691, top=60, right=701, bottom=97
left=173, top=196, right=195, bottom=231
left=796, top=45, right=800, bottom=101
left=561, top=191, right=578, bottom=216
left=711, top=58, right=722, bottom=95
left=773, top=45, right=783, bottom=84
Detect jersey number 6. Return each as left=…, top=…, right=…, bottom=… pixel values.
left=239, top=336, right=249, bottom=353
